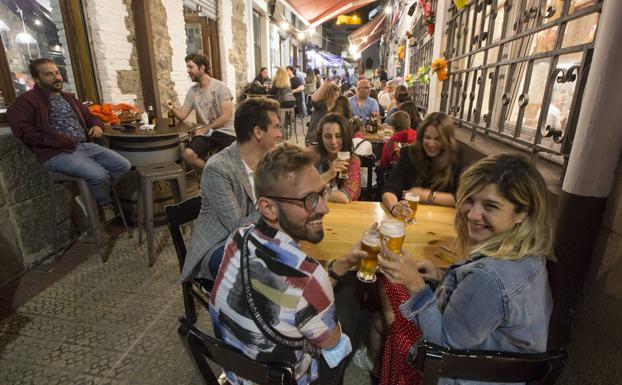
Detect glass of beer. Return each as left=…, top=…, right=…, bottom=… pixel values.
left=358, top=230, right=381, bottom=282
left=404, top=192, right=420, bottom=224
left=380, top=220, right=406, bottom=260
left=337, top=151, right=350, bottom=179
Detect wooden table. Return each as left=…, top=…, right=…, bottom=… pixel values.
left=362, top=132, right=390, bottom=143
left=103, top=118, right=194, bottom=166
left=300, top=201, right=458, bottom=267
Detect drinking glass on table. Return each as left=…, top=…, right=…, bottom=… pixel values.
left=358, top=229, right=381, bottom=283
left=379, top=220, right=406, bottom=261
left=403, top=192, right=420, bottom=224
left=337, top=151, right=350, bottom=179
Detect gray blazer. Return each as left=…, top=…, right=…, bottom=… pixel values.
left=180, top=142, right=259, bottom=281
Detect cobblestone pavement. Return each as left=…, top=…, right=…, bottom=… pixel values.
left=0, top=227, right=372, bottom=385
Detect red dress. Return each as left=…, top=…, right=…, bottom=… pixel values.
left=379, top=274, right=422, bottom=385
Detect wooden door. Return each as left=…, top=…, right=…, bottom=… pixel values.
left=184, top=15, right=221, bottom=80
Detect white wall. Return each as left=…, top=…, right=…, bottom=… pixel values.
left=84, top=0, right=136, bottom=103
left=217, top=0, right=237, bottom=93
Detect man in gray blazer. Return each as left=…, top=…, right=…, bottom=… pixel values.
left=180, top=97, right=282, bottom=282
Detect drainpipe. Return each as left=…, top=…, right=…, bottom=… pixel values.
left=548, top=0, right=622, bottom=350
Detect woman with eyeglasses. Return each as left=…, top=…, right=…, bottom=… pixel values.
left=312, top=113, right=361, bottom=203
left=378, top=154, right=554, bottom=385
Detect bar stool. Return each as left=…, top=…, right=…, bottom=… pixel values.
left=48, top=172, right=129, bottom=262
left=279, top=107, right=298, bottom=142
left=137, top=162, right=187, bottom=266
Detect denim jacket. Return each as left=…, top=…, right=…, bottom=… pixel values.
left=400, top=254, right=553, bottom=385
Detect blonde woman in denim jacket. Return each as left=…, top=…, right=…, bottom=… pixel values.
left=379, top=154, right=554, bottom=385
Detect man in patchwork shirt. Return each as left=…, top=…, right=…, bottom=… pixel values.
left=7, top=58, right=130, bottom=222
left=209, top=144, right=366, bottom=385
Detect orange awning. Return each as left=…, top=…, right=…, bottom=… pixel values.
left=348, top=13, right=386, bottom=53
left=281, top=0, right=377, bottom=27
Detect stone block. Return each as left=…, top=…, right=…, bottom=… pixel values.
left=9, top=191, right=70, bottom=263
left=0, top=135, right=51, bottom=204
left=0, top=208, right=24, bottom=285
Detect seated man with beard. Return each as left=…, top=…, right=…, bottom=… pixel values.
left=209, top=144, right=366, bottom=385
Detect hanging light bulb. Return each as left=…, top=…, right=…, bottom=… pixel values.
left=15, top=31, right=36, bottom=44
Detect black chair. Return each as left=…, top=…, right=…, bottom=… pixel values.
left=410, top=340, right=567, bottom=385
left=178, top=318, right=296, bottom=385
left=164, top=196, right=210, bottom=323
left=359, top=154, right=378, bottom=201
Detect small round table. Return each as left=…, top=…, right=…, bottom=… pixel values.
left=103, top=118, right=196, bottom=224
left=103, top=118, right=194, bottom=166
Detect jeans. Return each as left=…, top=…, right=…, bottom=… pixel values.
left=43, top=142, right=131, bottom=206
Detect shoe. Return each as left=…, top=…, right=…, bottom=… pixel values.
left=352, top=346, right=374, bottom=371
left=100, top=205, right=116, bottom=223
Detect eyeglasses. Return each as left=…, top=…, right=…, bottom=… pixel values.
left=266, top=185, right=331, bottom=210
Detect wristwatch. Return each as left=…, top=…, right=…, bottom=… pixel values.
left=327, top=259, right=347, bottom=282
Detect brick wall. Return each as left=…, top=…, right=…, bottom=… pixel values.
left=84, top=0, right=138, bottom=105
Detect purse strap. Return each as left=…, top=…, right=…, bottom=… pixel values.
left=239, top=226, right=318, bottom=355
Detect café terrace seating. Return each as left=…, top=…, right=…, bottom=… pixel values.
left=178, top=317, right=296, bottom=385
left=164, top=195, right=210, bottom=324
left=410, top=340, right=567, bottom=385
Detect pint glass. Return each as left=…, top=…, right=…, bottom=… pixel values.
left=337, top=152, right=350, bottom=179
left=404, top=193, right=420, bottom=224
left=380, top=220, right=406, bottom=259
left=358, top=230, right=381, bottom=283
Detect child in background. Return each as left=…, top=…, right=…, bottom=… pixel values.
left=352, top=117, right=376, bottom=190
left=379, top=111, right=416, bottom=170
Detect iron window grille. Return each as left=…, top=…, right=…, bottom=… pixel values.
left=409, top=0, right=437, bottom=116
left=440, top=0, right=602, bottom=169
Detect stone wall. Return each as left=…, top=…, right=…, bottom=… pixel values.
left=162, top=0, right=193, bottom=105
left=0, top=133, right=73, bottom=287
left=150, top=0, right=177, bottom=108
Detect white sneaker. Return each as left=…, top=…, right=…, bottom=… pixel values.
left=100, top=205, right=116, bottom=223
left=352, top=346, right=374, bottom=371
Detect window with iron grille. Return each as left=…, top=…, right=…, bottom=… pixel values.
left=440, top=0, right=602, bottom=165
left=409, top=0, right=437, bottom=116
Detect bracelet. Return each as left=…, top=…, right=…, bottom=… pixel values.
left=427, top=190, right=436, bottom=204
left=327, top=260, right=347, bottom=282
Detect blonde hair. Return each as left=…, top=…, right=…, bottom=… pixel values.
left=454, top=154, right=554, bottom=261
left=272, top=67, right=291, bottom=89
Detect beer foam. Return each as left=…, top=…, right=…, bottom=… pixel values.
left=362, top=232, right=381, bottom=247
left=380, top=220, right=405, bottom=237
left=405, top=192, right=420, bottom=202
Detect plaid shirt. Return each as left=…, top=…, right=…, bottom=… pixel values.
left=209, top=220, right=338, bottom=385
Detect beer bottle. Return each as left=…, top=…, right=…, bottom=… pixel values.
left=168, top=108, right=176, bottom=127
left=147, top=105, right=156, bottom=125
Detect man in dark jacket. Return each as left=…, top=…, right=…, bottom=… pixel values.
left=7, top=58, right=130, bottom=221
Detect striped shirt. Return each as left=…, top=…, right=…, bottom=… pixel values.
left=209, top=220, right=337, bottom=385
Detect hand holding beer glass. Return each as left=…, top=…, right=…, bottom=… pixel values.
left=403, top=192, right=420, bottom=224
left=357, top=229, right=382, bottom=282
left=336, top=151, right=351, bottom=179
left=379, top=220, right=406, bottom=261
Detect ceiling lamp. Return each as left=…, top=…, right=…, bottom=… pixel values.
left=384, top=5, right=392, bottom=14
left=279, top=21, right=289, bottom=31
left=297, top=31, right=305, bottom=40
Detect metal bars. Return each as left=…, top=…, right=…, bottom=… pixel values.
left=441, top=0, right=603, bottom=164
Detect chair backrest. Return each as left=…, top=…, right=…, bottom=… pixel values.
left=410, top=340, right=567, bottom=385
left=164, top=196, right=201, bottom=272
left=178, top=318, right=296, bottom=385
left=358, top=154, right=377, bottom=201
